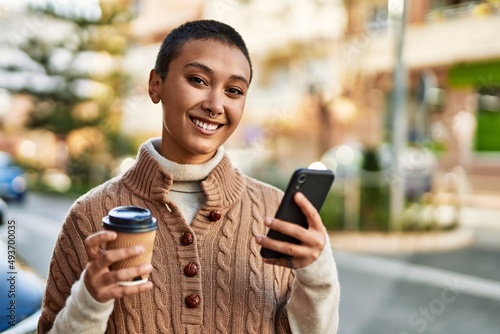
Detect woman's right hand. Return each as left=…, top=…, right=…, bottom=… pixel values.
left=83, top=231, right=153, bottom=303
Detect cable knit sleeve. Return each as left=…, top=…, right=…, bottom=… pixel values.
left=38, top=192, right=109, bottom=333
left=287, top=236, right=340, bottom=334
left=48, top=271, right=114, bottom=334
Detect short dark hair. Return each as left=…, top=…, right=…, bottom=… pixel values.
left=154, top=20, right=253, bottom=84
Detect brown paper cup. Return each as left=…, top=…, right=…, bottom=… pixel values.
left=106, top=230, right=156, bottom=286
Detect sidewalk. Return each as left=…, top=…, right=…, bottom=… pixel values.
left=461, top=191, right=500, bottom=249
left=329, top=191, right=500, bottom=254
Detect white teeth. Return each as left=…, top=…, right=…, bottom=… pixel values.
left=192, top=118, right=218, bottom=131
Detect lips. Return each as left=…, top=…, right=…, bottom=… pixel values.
left=190, top=117, right=221, bottom=131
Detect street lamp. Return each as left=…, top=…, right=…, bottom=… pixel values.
left=389, top=0, right=408, bottom=230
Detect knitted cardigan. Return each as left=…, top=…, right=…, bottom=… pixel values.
left=38, top=141, right=339, bottom=333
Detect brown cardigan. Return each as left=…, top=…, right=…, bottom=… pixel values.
left=38, top=144, right=293, bottom=333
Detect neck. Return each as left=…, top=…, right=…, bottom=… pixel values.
left=145, top=138, right=225, bottom=182
left=160, top=129, right=218, bottom=164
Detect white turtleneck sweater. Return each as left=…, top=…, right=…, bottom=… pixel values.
left=146, top=140, right=225, bottom=224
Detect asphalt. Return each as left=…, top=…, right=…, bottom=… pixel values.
left=331, top=194, right=500, bottom=334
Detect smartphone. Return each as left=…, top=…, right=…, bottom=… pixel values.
left=260, top=168, right=335, bottom=259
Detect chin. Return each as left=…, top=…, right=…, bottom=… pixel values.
left=187, top=144, right=219, bottom=158
left=195, top=148, right=219, bottom=158
left=191, top=139, right=223, bottom=154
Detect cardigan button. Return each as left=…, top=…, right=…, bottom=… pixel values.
left=209, top=210, right=222, bottom=222
left=183, top=262, right=198, bottom=277
left=180, top=232, right=194, bottom=246
left=185, top=293, right=200, bottom=308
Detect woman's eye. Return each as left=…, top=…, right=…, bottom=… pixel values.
left=189, top=77, right=205, bottom=85
left=226, top=88, right=243, bottom=96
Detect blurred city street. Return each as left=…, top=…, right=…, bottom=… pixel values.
left=1, top=191, right=499, bottom=334
left=1, top=0, right=500, bottom=333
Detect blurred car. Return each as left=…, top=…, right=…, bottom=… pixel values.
left=0, top=201, right=44, bottom=333
left=0, top=197, right=7, bottom=226
left=0, top=245, right=44, bottom=333
left=0, top=152, right=27, bottom=202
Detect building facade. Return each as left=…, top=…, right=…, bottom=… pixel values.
left=344, top=0, right=500, bottom=195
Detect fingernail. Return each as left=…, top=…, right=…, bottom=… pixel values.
left=135, top=246, right=145, bottom=253
left=264, top=217, right=273, bottom=226
left=107, top=231, right=117, bottom=238
left=256, top=235, right=265, bottom=244
left=295, top=192, right=304, bottom=199
left=143, top=263, right=153, bottom=271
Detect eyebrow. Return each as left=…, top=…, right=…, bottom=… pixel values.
left=184, top=62, right=249, bottom=87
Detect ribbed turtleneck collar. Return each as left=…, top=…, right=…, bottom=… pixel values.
left=144, top=138, right=225, bottom=182
left=121, top=138, right=246, bottom=208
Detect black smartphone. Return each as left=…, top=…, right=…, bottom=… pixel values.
left=260, top=168, right=335, bottom=259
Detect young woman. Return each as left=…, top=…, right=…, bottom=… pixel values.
left=38, top=20, right=340, bottom=334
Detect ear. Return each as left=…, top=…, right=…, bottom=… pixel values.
left=148, top=69, right=161, bottom=104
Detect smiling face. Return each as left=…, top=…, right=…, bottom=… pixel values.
left=148, top=38, right=251, bottom=164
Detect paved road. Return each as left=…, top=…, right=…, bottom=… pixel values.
left=336, top=249, right=500, bottom=333
left=0, top=193, right=77, bottom=278
left=1, top=192, right=499, bottom=333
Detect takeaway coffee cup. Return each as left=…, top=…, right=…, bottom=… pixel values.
left=102, top=206, right=157, bottom=286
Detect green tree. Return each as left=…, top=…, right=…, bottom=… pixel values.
left=0, top=1, right=135, bottom=193
left=359, top=147, right=390, bottom=231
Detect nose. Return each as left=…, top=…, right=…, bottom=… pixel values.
left=201, top=90, right=224, bottom=117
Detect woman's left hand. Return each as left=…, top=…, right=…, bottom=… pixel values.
left=256, top=192, right=327, bottom=269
